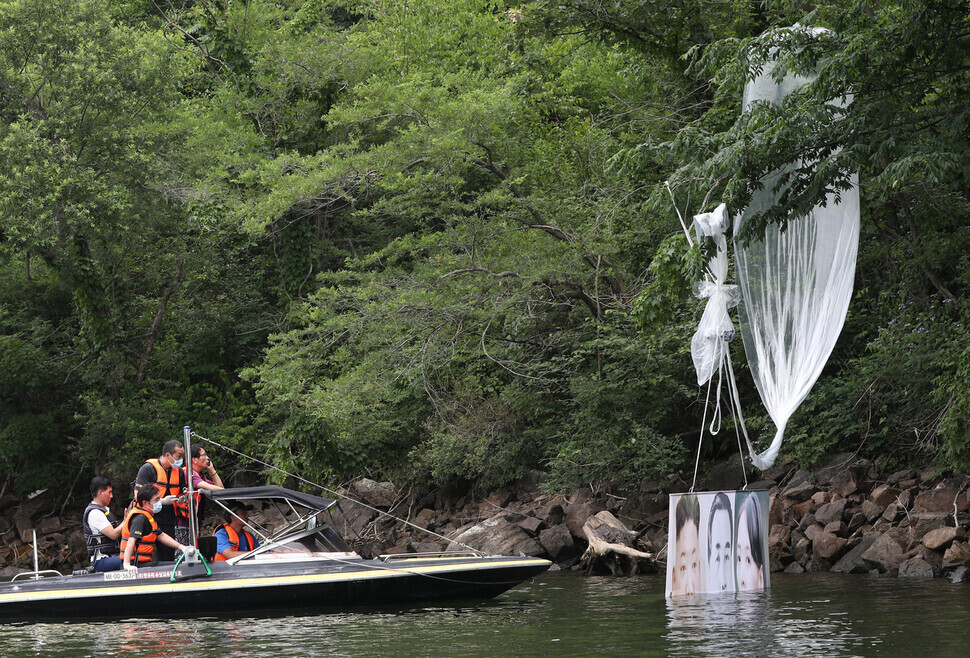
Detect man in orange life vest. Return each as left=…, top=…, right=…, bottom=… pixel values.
left=133, top=439, right=188, bottom=561
left=121, top=485, right=193, bottom=570
left=214, top=500, right=259, bottom=561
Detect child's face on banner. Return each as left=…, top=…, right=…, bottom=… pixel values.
left=708, top=508, right=733, bottom=592
left=672, top=520, right=700, bottom=595
left=736, top=510, right=764, bottom=591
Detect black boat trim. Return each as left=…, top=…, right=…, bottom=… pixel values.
left=0, top=557, right=550, bottom=604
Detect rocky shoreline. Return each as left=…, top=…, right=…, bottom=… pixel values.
left=3, top=453, right=969, bottom=583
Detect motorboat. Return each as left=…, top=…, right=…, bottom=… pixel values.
left=0, top=485, right=551, bottom=621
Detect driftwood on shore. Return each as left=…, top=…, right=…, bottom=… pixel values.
left=580, top=511, right=656, bottom=576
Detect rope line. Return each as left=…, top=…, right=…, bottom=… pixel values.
left=190, top=432, right=483, bottom=555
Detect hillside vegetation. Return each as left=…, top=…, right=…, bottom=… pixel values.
left=0, top=0, right=966, bottom=495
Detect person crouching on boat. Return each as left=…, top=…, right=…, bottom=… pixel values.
left=214, top=501, right=259, bottom=561
left=83, top=476, right=124, bottom=572
left=121, top=485, right=194, bottom=570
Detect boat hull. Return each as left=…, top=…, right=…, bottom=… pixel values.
left=0, top=555, right=551, bottom=621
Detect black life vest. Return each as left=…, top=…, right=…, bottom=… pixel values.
left=82, top=503, right=120, bottom=558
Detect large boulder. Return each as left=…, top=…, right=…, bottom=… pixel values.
left=782, top=480, right=817, bottom=503
left=330, top=498, right=379, bottom=538
left=921, top=527, right=966, bottom=551
left=617, top=493, right=667, bottom=528
left=831, top=533, right=880, bottom=574
left=913, top=483, right=969, bottom=514
left=899, top=556, right=935, bottom=578
left=813, top=531, right=848, bottom=561
left=352, top=479, right=399, bottom=508
left=869, top=484, right=901, bottom=508
left=565, top=500, right=605, bottom=540
left=815, top=499, right=849, bottom=526
left=538, top=524, right=576, bottom=562
left=942, top=541, right=970, bottom=569
left=861, top=529, right=907, bottom=573
left=446, top=516, right=543, bottom=556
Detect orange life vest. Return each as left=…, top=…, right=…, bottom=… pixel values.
left=214, top=524, right=256, bottom=560
left=144, top=458, right=188, bottom=519
left=121, top=508, right=159, bottom=564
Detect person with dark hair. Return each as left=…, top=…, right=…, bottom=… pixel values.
left=735, top=492, right=765, bottom=591
left=82, top=477, right=123, bottom=572
left=120, top=485, right=192, bottom=570
left=213, top=501, right=259, bottom=561
left=707, top=492, right=734, bottom=592
left=671, top=493, right=701, bottom=596
left=133, top=439, right=187, bottom=561
left=185, top=445, right=224, bottom=530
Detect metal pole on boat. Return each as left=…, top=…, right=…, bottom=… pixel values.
left=32, top=529, right=39, bottom=575
left=184, top=425, right=198, bottom=549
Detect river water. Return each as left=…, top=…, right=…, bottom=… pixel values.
left=1, top=571, right=967, bottom=656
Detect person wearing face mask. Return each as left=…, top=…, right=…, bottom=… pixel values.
left=121, top=486, right=192, bottom=569
left=133, top=439, right=188, bottom=561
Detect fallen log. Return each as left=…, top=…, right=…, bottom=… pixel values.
left=580, top=511, right=656, bottom=576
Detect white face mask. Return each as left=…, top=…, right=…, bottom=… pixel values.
left=172, top=458, right=184, bottom=468
left=152, top=501, right=163, bottom=514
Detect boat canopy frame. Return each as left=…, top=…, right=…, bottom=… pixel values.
left=201, top=486, right=339, bottom=547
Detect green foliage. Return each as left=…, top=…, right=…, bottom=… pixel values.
left=0, top=0, right=967, bottom=499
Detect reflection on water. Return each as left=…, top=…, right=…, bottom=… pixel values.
left=1, top=573, right=968, bottom=656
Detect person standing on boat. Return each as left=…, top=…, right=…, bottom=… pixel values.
left=214, top=501, right=259, bottom=561
left=185, top=445, right=224, bottom=531
left=121, top=485, right=193, bottom=570
left=82, top=477, right=123, bottom=572
left=133, top=440, right=188, bottom=562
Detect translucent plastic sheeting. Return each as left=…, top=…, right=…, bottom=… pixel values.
left=690, top=204, right=740, bottom=387
left=735, top=54, right=860, bottom=469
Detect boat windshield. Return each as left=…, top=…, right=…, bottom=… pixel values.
left=265, top=523, right=353, bottom=554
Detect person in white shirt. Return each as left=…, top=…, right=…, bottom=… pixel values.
left=82, top=477, right=124, bottom=572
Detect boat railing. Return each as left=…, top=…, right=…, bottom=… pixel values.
left=16, top=530, right=66, bottom=581
left=378, top=551, right=484, bottom=562
left=11, top=570, right=64, bottom=581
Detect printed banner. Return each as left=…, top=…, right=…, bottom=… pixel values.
left=665, top=490, right=770, bottom=597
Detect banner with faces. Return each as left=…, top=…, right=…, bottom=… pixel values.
left=665, top=490, right=770, bottom=598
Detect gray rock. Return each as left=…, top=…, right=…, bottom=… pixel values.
left=413, top=508, right=436, bottom=530
left=824, top=521, right=846, bottom=536
left=831, top=533, right=879, bottom=574
left=921, top=526, right=966, bottom=551
left=703, top=454, right=748, bottom=492
left=784, top=561, right=805, bottom=574
left=898, top=556, right=935, bottom=578
left=783, top=480, right=817, bottom=502
left=947, top=565, right=970, bottom=583
left=617, top=493, right=666, bottom=527
left=869, top=484, right=901, bottom=508
left=538, top=523, right=576, bottom=561
left=331, top=499, right=379, bottom=538
left=815, top=499, right=848, bottom=526
left=447, top=516, right=544, bottom=556
left=943, top=541, right=970, bottom=568
left=914, top=485, right=969, bottom=514
left=537, top=502, right=565, bottom=526
left=861, top=529, right=906, bottom=573
left=352, top=478, right=399, bottom=508
left=861, top=499, right=885, bottom=522
left=813, top=531, right=847, bottom=560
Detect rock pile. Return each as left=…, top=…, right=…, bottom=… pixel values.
left=0, top=491, right=86, bottom=577
left=332, top=478, right=662, bottom=575
left=763, top=456, right=970, bottom=581
left=5, top=459, right=970, bottom=585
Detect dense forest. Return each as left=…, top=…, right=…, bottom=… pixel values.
left=0, top=0, right=967, bottom=497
